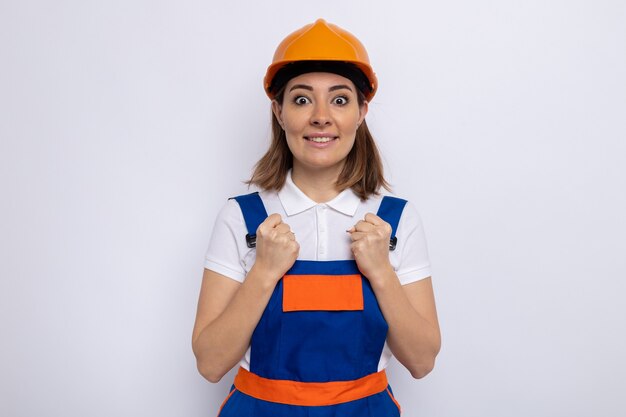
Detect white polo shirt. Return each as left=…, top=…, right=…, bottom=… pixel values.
left=204, top=171, right=432, bottom=371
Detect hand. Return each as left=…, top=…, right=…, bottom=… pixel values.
left=347, top=213, right=394, bottom=282
left=252, top=214, right=299, bottom=284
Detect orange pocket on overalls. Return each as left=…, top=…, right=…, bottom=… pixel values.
left=282, top=274, right=364, bottom=311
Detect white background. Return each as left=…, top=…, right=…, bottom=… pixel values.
left=1, top=1, right=625, bottom=416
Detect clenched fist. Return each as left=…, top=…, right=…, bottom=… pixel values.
left=347, top=212, right=394, bottom=283
left=253, top=213, right=299, bottom=284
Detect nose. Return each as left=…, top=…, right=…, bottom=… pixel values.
left=310, top=101, right=332, bottom=126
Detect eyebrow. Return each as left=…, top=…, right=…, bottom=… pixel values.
left=288, top=84, right=354, bottom=93
left=289, top=84, right=313, bottom=92
left=329, top=84, right=353, bottom=92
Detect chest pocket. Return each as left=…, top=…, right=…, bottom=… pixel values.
left=282, top=274, right=364, bottom=312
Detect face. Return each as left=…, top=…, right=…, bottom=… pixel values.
left=272, top=72, right=368, bottom=175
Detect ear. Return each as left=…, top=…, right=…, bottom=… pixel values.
left=271, top=100, right=284, bottom=128
left=358, top=101, right=369, bottom=126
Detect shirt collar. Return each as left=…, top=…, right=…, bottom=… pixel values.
left=278, top=170, right=361, bottom=217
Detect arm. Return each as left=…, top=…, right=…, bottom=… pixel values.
left=349, top=213, right=441, bottom=378
left=368, top=272, right=440, bottom=378
left=192, top=214, right=299, bottom=383
left=191, top=266, right=278, bottom=383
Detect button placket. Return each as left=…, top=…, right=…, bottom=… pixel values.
left=317, top=205, right=328, bottom=259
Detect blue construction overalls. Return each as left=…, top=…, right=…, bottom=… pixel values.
left=217, top=192, right=407, bottom=417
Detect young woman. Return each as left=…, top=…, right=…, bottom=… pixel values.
left=193, top=18, right=440, bottom=417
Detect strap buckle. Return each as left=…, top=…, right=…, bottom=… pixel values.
left=246, top=234, right=257, bottom=248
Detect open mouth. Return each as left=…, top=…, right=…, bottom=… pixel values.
left=304, top=136, right=338, bottom=143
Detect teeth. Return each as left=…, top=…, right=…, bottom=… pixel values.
left=307, top=136, right=335, bottom=143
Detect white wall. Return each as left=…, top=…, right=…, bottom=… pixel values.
left=1, top=1, right=625, bottom=416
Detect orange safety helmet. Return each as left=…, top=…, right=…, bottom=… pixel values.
left=264, top=19, right=378, bottom=101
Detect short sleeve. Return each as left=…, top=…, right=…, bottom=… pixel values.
left=392, top=201, right=432, bottom=285
left=204, top=199, right=251, bottom=283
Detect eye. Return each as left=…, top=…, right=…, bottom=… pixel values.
left=294, top=96, right=311, bottom=105
left=332, top=96, right=349, bottom=106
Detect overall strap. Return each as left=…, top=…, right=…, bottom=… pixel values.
left=230, top=192, right=268, bottom=248
left=376, top=196, right=408, bottom=251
